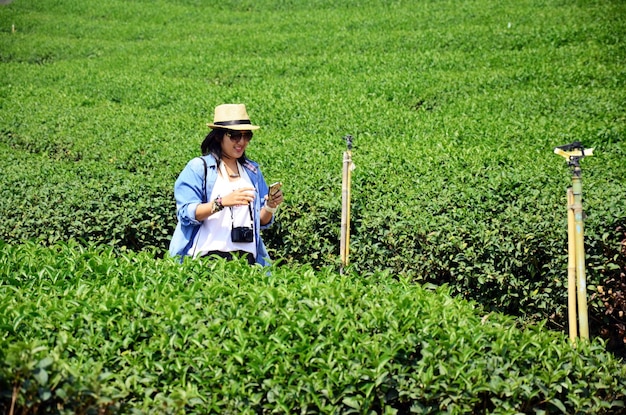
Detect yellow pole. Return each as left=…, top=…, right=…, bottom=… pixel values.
left=340, top=149, right=352, bottom=272
left=554, top=143, right=593, bottom=341
left=345, top=150, right=352, bottom=262
left=571, top=170, right=589, bottom=340
left=340, top=135, right=355, bottom=274
left=567, top=188, right=578, bottom=342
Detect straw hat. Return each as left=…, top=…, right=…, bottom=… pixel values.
left=207, top=104, right=260, bottom=131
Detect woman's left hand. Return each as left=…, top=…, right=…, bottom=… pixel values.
left=266, top=190, right=284, bottom=208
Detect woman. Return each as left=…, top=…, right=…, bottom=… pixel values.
left=169, top=104, right=284, bottom=265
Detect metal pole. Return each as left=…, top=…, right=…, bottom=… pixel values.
left=340, top=135, right=354, bottom=274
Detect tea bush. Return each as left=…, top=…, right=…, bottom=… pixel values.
left=1, top=241, right=625, bottom=414
left=0, top=0, right=625, bottom=383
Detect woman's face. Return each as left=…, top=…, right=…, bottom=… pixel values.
left=220, top=130, right=252, bottom=160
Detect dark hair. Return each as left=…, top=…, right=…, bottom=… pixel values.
left=200, top=129, right=248, bottom=163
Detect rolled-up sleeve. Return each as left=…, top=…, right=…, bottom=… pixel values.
left=174, top=159, right=205, bottom=226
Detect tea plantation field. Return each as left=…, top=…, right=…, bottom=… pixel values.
left=1, top=0, right=625, bottom=413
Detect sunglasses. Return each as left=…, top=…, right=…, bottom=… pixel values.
left=226, top=131, right=253, bottom=143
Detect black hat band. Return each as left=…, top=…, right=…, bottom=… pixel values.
left=214, top=120, right=251, bottom=127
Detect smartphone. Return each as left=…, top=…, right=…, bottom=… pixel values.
left=268, top=182, right=282, bottom=198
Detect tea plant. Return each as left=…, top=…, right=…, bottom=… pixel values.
left=1, top=241, right=625, bottom=413
left=0, top=0, right=625, bottom=390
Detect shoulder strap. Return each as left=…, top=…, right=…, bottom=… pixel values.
left=199, top=156, right=208, bottom=203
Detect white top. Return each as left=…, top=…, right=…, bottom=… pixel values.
left=188, top=161, right=257, bottom=258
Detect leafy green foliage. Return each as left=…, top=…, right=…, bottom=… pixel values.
left=0, top=0, right=625, bottom=409
left=1, top=241, right=625, bottom=414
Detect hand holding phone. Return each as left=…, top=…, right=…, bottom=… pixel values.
left=268, top=182, right=282, bottom=199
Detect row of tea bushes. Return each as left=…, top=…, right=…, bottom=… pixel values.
left=1, top=0, right=624, bottom=355
left=1, top=241, right=625, bottom=414
left=1, top=137, right=624, bottom=354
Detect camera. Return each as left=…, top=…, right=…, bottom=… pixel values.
left=231, top=226, right=254, bottom=243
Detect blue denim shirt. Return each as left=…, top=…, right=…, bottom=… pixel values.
left=169, top=154, right=273, bottom=266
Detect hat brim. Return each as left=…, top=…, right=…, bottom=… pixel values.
left=207, top=123, right=260, bottom=131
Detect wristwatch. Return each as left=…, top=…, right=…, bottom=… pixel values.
left=213, top=197, right=224, bottom=213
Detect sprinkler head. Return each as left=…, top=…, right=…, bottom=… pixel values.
left=554, top=142, right=594, bottom=170
left=343, top=134, right=353, bottom=150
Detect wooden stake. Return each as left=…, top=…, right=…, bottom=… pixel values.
left=340, top=135, right=354, bottom=274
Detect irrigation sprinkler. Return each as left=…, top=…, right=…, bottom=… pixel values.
left=340, top=135, right=355, bottom=274
left=554, top=141, right=594, bottom=341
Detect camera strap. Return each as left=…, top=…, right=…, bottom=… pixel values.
left=230, top=203, right=253, bottom=230
left=220, top=161, right=254, bottom=231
